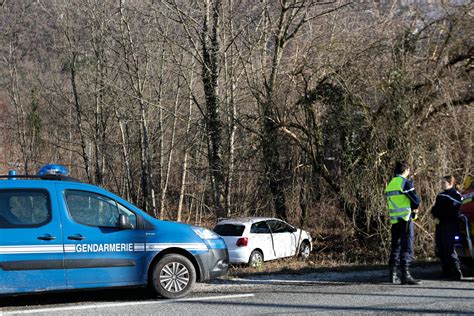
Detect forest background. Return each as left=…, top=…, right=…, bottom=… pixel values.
left=0, top=0, right=472, bottom=264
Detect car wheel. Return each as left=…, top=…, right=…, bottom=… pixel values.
left=299, top=241, right=311, bottom=259
left=249, top=250, right=263, bottom=268
left=151, top=254, right=196, bottom=299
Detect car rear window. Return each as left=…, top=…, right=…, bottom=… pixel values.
left=213, top=224, right=245, bottom=236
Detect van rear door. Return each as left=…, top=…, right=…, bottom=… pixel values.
left=0, top=186, right=65, bottom=293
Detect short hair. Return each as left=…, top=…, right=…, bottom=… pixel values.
left=442, top=175, right=456, bottom=186
left=394, top=160, right=410, bottom=175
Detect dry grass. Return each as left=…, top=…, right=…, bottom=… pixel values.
left=198, top=208, right=437, bottom=278
left=227, top=256, right=385, bottom=278
left=227, top=254, right=440, bottom=278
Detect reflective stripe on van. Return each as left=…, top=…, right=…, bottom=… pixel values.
left=0, top=245, right=64, bottom=254
left=147, top=243, right=208, bottom=251
left=0, top=242, right=208, bottom=255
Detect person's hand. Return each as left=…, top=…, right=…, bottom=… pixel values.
left=412, top=209, right=419, bottom=220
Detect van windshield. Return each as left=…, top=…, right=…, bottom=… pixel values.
left=213, top=224, right=245, bottom=236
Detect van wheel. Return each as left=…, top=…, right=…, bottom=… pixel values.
left=151, top=254, right=196, bottom=299
left=299, top=241, right=311, bottom=259
left=249, top=250, right=263, bottom=268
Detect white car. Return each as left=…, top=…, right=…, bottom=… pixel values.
left=213, top=217, right=312, bottom=267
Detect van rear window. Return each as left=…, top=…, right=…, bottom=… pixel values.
left=0, top=189, right=51, bottom=228
left=213, top=224, right=245, bottom=236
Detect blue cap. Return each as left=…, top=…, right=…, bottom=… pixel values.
left=37, top=164, right=69, bottom=176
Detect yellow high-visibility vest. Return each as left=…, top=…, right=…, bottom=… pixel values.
left=385, top=176, right=412, bottom=224
left=462, top=192, right=473, bottom=205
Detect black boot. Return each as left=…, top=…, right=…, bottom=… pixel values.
left=451, top=263, right=463, bottom=281
left=389, top=266, right=400, bottom=284
left=401, top=268, right=421, bottom=285
left=452, top=268, right=463, bottom=281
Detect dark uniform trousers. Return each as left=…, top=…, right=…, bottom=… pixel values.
left=389, top=219, right=414, bottom=269
left=435, top=220, right=460, bottom=273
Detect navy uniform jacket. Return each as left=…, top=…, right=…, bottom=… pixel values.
left=431, top=188, right=462, bottom=222
left=402, top=177, right=421, bottom=210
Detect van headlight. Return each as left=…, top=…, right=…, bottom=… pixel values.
left=192, top=226, right=220, bottom=239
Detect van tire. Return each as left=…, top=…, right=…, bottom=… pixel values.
left=151, top=254, right=196, bottom=299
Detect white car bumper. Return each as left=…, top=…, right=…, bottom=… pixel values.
left=227, top=247, right=251, bottom=264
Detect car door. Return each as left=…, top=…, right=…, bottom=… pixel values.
left=249, top=221, right=275, bottom=260
left=275, top=221, right=299, bottom=256
left=0, top=186, right=65, bottom=293
left=286, top=223, right=300, bottom=256
left=267, top=220, right=295, bottom=258
left=56, top=184, right=146, bottom=286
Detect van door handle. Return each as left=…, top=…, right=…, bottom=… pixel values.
left=68, top=235, right=86, bottom=241
left=37, top=234, right=56, bottom=241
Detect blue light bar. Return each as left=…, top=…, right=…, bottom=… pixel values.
left=8, top=170, right=17, bottom=180
left=37, top=164, right=69, bottom=176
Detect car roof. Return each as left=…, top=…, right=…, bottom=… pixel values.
left=216, top=217, right=280, bottom=225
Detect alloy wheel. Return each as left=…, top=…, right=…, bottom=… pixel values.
left=159, top=262, right=190, bottom=292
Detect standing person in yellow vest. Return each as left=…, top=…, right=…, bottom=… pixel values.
left=385, top=161, right=421, bottom=285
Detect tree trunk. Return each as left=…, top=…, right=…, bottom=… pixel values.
left=258, top=2, right=293, bottom=221
left=116, top=113, right=136, bottom=204
left=177, top=68, right=194, bottom=222
left=201, top=0, right=226, bottom=218
left=223, top=0, right=237, bottom=217
left=69, top=52, right=92, bottom=182
left=160, top=77, right=180, bottom=219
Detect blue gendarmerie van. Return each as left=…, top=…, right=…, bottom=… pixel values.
left=0, top=165, right=228, bottom=298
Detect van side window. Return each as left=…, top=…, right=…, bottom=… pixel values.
left=0, top=189, right=51, bottom=228
left=65, top=190, right=136, bottom=228
left=117, top=203, right=137, bottom=228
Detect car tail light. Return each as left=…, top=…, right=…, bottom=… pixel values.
left=236, top=237, right=248, bottom=247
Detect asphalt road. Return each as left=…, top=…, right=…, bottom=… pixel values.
left=1, top=266, right=473, bottom=315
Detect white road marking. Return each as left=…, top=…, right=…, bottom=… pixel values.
left=1, top=294, right=255, bottom=315
left=230, top=278, right=334, bottom=284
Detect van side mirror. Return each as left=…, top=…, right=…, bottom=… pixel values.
left=118, top=214, right=133, bottom=229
